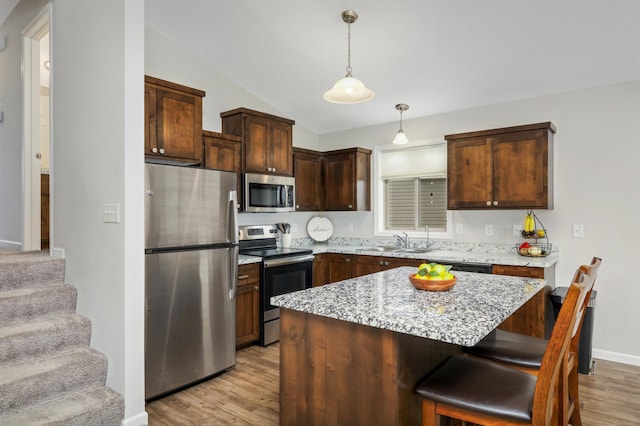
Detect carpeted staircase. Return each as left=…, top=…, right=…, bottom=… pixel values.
left=0, top=251, right=124, bottom=425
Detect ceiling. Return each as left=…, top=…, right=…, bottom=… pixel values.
left=145, top=0, right=640, bottom=135
left=5, top=2, right=638, bottom=135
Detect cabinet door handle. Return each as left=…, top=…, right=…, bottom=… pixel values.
left=493, top=201, right=498, bottom=206
left=159, top=148, right=165, bottom=154
left=384, top=261, right=389, bottom=266
left=348, top=204, right=353, bottom=209
left=272, top=167, right=276, bottom=172
left=254, top=286, right=259, bottom=291
left=238, top=274, right=249, bottom=280
left=296, top=204, right=300, bottom=209
left=345, top=258, right=350, bottom=262
left=486, top=201, right=491, bottom=206
left=379, top=261, right=384, bottom=266
left=152, top=147, right=158, bottom=153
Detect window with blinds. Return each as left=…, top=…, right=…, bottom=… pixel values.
left=384, top=177, right=447, bottom=232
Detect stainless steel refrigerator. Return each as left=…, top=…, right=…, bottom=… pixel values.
left=144, top=163, right=238, bottom=400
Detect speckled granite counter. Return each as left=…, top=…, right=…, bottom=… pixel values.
left=238, top=254, right=262, bottom=265
left=299, top=243, right=558, bottom=268
left=272, top=266, right=544, bottom=347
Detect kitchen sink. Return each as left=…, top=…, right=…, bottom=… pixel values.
left=359, top=246, right=399, bottom=252
left=358, top=246, right=432, bottom=254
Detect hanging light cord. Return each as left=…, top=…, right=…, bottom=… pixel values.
left=399, top=109, right=404, bottom=131
left=345, top=21, right=353, bottom=77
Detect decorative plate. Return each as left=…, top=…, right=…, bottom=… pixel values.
left=307, top=216, right=334, bottom=242
left=409, top=274, right=457, bottom=291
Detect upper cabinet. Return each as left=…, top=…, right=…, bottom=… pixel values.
left=324, top=148, right=371, bottom=211
left=293, top=148, right=325, bottom=211
left=220, top=108, right=295, bottom=176
left=445, top=122, right=555, bottom=210
left=202, top=130, right=242, bottom=193
left=145, top=76, right=205, bottom=164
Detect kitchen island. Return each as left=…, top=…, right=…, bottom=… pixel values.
left=271, top=266, right=545, bottom=425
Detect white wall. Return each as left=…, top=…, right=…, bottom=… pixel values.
left=0, top=0, right=49, bottom=249
left=52, top=1, right=146, bottom=425
left=144, top=26, right=319, bottom=151
left=320, top=80, right=640, bottom=365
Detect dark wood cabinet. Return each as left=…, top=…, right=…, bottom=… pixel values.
left=313, top=253, right=329, bottom=287
left=324, top=148, right=371, bottom=211
left=293, top=148, right=325, bottom=211
left=327, top=253, right=355, bottom=283
left=446, top=122, right=555, bottom=210
left=145, top=76, right=205, bottom=164
left=202, top=130, right=242, bottom=196
left=492, top=264, right=555, bottom=338
left=220, top=108, right=295, bottom=176
left=353, top=255, right=422, bottom=277
left=236, top=263, right=261, bottom=348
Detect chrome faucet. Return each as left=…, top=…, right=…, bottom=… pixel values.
left=393, top=232, right=409, bottom=248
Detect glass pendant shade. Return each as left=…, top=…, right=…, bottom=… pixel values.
left=323, top=76, right=375, bottom=104
left=392, top=129, right=409, bottom=145
left=392, top=103, right=410, bottom=144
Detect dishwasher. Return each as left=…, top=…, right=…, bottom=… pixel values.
left=444, top=261, right=493, bottom=274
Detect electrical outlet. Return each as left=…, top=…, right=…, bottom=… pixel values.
left=573, top=224, right=584, bottom=238
left=455, top=223, right=463, bottom=235
left=347, top=223, right=354, bottom=233
left=513, top=224, right=523, bottom=236
left=103, top=203, right=120, bottom=223
left=485, top=225, right=493, bottom=236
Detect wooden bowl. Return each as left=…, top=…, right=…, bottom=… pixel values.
left=408, top=274, right=457, bottom=291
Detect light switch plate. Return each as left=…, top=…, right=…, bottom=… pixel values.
left=103, top=203, right=120, bottom=223
left=573, top=224, right=584, bottom=238
left=485, top=225, right=493, bottom=236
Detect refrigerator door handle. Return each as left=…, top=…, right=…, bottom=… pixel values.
left=229, top=247, right=238, bottom=301
left=228, top=190, right=239, bottom=244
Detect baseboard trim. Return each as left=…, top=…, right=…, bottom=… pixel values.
left=0, top=239, right=22, bottom=250
left=122, top=410, right=148, bottom=426
left=593, top=348, right=640, bottom=367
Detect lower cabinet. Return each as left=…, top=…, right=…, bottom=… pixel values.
left=353, top=255, right=422, bottom=277
left=236, top=263, right=260, bottom=349
left=327, top=253, right=354, bottom=283
left=492, top=264, right=554, bottom=338
left=313, top=253, right=329, bottom=287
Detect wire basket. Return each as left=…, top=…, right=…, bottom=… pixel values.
left=516, top=243, right=552, bottom=257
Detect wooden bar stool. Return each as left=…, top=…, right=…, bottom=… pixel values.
left=415, top=266, right=593, bottom=425
left=462, top=257, right=601, bottom=426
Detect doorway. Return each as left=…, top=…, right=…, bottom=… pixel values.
left=22, top=5, right=51, bottom=252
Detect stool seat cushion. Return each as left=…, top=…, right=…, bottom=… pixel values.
left=462, top=329, right=547, bottom=369
left=415, top=355, right=536, bottom=422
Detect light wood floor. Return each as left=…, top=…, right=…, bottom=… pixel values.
left=146, top=343, right=640, bottom=425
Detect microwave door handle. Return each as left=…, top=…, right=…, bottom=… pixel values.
left=280, top=185, right=285, bottom=207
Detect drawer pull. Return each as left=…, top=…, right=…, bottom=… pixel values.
left=238, top=274, right=250, bottom=280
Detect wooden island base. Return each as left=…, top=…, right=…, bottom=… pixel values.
left=279, top=308, right=462, bottom=425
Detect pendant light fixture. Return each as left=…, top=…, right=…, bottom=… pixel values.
left=392, top=104, right=410, bottom=145
left=323, top=10, right=375, bottom=104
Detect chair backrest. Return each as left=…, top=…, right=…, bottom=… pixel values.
left=531, top=267, right=593, bottom=425
left=571, top=257, right=602, bottom=353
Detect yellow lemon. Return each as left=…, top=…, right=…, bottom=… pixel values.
left=418, top=263, right=431, bottom=273
left=441, top=272, right=455, bottom=280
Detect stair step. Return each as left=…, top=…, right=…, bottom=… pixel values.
left=0, top=252, right=65, bottom=291
left=0, top=284, right=77, bottom=327
left=0, top=314, right=91, bottom=365
left=0, top=385, right=124, bottom=426
left=0, top=347, right=107, bottom=413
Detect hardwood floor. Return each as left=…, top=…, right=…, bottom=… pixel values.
left=146, top=344, right=640, bottom=425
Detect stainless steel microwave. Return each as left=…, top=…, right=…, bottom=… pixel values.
left=243, top=173, right=295, bottom=213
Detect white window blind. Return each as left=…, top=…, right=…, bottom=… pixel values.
left=385, top=177, right=447, bottom=232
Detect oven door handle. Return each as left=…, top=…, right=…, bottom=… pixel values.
left=263, top=254, right=315, bottom=268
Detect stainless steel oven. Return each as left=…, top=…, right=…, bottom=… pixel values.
left=243, top=173, right=295, bottom=213
left=239, top=225, right=314, bottom=346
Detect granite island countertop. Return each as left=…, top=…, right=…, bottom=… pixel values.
left=271, top=266, right=545, bottom=347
